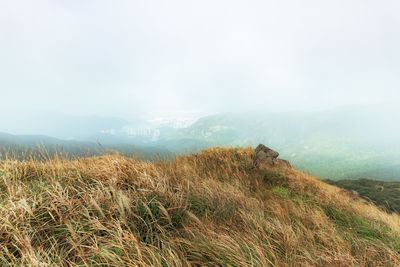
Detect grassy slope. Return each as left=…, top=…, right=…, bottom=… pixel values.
left=326, top=179, right=400, bottom=214
left=0, top=148, right=399, bottom=266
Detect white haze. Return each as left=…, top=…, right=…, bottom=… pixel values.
left=1, top=0, right=400, bottom=123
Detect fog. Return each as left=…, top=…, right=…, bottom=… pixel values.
left=1, top=0, right=400, bottom=123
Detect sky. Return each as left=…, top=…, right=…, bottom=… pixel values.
left=1, top=0, right=400, bottom=121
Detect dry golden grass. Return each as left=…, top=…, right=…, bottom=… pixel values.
left=0, top=147, right=399, bottom=266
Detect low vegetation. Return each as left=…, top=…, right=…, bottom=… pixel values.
left=0, top=147, right=399, bottom=266
left=326, top=178, right=400, bottom=214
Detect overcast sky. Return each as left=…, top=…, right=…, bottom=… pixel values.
left=1, top=0, right=399, bottom=120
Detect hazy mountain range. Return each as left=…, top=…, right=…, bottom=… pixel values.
left=1, top=106, right=399, bottom=180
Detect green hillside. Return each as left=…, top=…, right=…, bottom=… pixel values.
left=153, top=108, right=400, bottom=180
left=326, top=179, right=400, bottom=214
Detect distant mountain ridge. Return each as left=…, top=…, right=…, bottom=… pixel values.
left=0, top=132, right=171, bottom=160
left=1, top=106, right=399, bottom=180
left=167, top=108, right=400, bottom=180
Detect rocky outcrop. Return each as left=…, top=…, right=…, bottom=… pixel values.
left=255, top=144, right=279, bottom=158
left=254, top=144, right=291, bottom=169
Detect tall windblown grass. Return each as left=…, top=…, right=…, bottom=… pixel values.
left=0, top=147, right=399, bottom=266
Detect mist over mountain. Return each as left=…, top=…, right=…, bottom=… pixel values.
left=1, top=105, right=399, bottom=180
left=1, top=1, right=399, bottom=180
left=176, top=106, right=400, bottom=180
left=0, top=131, right=171, bottom=161
left=0, top=111, right=130, bottom=140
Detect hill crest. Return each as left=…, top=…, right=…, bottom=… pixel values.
left=0, top=146, right=399, bottom=266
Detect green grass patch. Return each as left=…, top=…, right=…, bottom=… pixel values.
left=272, top=186, right=290, bottom=199
left=323, top=206, right=382, bottom=241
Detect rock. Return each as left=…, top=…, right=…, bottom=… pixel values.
left=255, top=150, right=275, bottom=167
left=254, top=144, right=291, bottom=169
left=255, top=144, right=279, bottom=159
left=274, top=159, right=291, bottom=168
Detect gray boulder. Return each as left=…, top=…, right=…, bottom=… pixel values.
left=254, top=150, right=275, bottom=167
left=254, top=144, right=291, bottom=169
left=255, top=144, right=279, bottom=158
